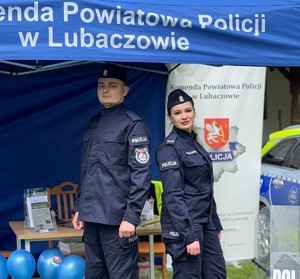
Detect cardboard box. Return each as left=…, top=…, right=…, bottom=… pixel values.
left=58, top=238, right=84, bottom=253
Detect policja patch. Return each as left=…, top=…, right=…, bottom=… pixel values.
left=135, top=147, right=150, bottom=164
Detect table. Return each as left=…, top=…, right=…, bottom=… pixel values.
left=10, top=218, right=162, bottom=279
left=9, top=221, right=83, bottom=251
left=136, top=215, right=162, bottom=279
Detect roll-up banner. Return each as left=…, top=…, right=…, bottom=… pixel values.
left=166, top=64, right=266, bottom=262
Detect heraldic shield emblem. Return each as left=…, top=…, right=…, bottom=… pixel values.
left=135, top=147, right=150, bottom=164
left=204, top=118, right=229, bottom=149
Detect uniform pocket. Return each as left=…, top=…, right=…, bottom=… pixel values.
left=119, top=234, right=139, bottom=249
left=183, top=154, right=211, bottom=193
left=102, top=131, right=127, bottom=170
left=104, top=131, right=126, bottom=143
left=184, top=155, right=206, bottom=168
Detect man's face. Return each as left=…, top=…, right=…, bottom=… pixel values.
left=97, top=78, right=129, bottom=108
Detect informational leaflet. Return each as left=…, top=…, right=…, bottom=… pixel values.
left=24, top=187, right=54, bottom=232
left=31, top=201, right=54, bottom=233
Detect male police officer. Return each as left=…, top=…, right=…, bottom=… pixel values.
left=72, top=63, right=152, bottom=279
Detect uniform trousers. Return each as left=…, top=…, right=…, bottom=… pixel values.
left=165, top=222, right=226, bottom=279
left=84, top=222, right=139, bottom=279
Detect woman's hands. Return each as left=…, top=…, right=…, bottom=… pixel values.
left=186, top=241, right=200, bottom=255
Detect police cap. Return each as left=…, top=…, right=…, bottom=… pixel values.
left=98, top=63, right=127, bottom=84
left=167, top=89, right=193, bottom=111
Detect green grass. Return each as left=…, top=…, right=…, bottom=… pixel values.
left=226, top=262, right=269, bottom=279
left=140, top=261, right=269, bottom=278
left=33, top=261, right=269, bottom=279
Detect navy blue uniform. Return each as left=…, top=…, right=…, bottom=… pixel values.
left=156, top=127, right=226, bottom=278
left=74, top=103, right=151, bottom=279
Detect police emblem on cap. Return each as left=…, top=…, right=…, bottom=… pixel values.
left=167, top=89, right=193, bottom=110
left=98, top=63, right=127, bottom=84
left=135, top=147, right=150, bottom=164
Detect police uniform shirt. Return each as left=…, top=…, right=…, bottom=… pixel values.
left=156, top=127, right=222, bottom=246
left=74, top=103, right=151, bottom=227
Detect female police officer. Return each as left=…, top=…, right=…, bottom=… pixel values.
left=156, top=89, right=226, bottom=278
left=72, top=63, right=152, bottom=279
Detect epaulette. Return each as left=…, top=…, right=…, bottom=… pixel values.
left=165, top=133, right=177, bottom=145
left=125, top=110, right=141, bottom=122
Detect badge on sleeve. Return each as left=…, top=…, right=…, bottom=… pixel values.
left=135, top=147, right=150, bottom=164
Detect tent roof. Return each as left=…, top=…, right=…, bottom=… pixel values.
left=1, top=0, right=300, bottom=66
left=0, top=60, right=169, bottom=76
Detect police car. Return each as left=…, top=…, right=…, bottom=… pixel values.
left=257, top=125, right=300, bottom=267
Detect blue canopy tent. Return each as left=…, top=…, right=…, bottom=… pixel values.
left=1, top=0, right=300, bottom=256
left=1, top=0, right=300, bottom=65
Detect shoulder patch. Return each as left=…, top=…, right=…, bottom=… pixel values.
left=166, top=133, right=177, bottom=146
left=130, top=135, right=149, bottom=146
left=135, top=147, right=150, bottom=164
left=159, top=159, right=179, bottom=171
left=125, top=110, right=141, bottom=122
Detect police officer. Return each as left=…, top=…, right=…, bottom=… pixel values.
left=156, top=89, right=226, bottom=278
left=72, top=63, right=152, bottom=279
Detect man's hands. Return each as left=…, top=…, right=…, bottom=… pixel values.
left=72, top=213, right=136, bottom=238
left=119, top=220, right=135, bottom=238
left=72, top=211, right=84, bottom=230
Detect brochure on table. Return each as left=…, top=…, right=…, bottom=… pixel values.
left=24, top=187, right=55, bottom=233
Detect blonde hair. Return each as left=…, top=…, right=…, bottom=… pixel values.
left=192, top=124, right=200, bottom=142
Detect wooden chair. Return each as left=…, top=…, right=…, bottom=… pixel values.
left=46, top=181, right=78, bottom=223
left=138, top=241, right=167, bottom=279
left=46, top=181, right=85, bottom=258
left=138, top=181, right=167, bottom=279
left=0, top=250, right=11, bottom=258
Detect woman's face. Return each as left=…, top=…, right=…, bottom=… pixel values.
left=168, top=101, right=195, bottom=132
